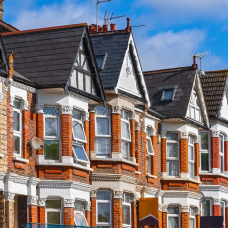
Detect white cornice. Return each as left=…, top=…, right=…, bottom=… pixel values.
left=11, top=81, right=37, bottom=94
left=199, top=185, right=228, bottom=194
left=163, top=191, right=201, bottom=200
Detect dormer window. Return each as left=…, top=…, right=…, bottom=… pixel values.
left=96, top=53, right=107, bottom=71
left=161, top=87, right=176, bottom=101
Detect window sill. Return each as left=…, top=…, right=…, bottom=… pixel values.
left=161, top=177, right=202, bottom=184
left=12, top=156, right=29, bottom=163
left=135, top=171, right=141, bottom=175
left=90, top=157, right=139, bottom=166
left=146, top=173, right=157, bottom=179
left=200, top=172, right=228, bottom=178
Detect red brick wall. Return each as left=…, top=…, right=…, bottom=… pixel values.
left=225, top=141, right=228, bottom=172
left=112, top=113, right=121, bottom=153
left=213, top=205, right=221, bottom=216
left=225, top=207, right=228, bottom=228
left=158, top=211, right=162, bottom=228
left=180, top=139, right=188, bottom=173
left=162, top=212, right=167, bottom=228
left=135, top=126, right=141, bottom=172
left=181, top=212, right=189, bottom=228
left=28, top=205, right=37, bottom=223
left=211, top=137, right=219, bottom=169
left=86, top=210, right=90, bottom=227
left=131, top=201, right=137, bottom=228
left=38, top=207, right=45, bottom=224
left=91, top=197, right=96, bottom=227
left=151, top=135, right=157, bottom=175
left=130, top=119, right=135, bottom=158
left=113, top=198, right=122, bottom=228
left=161, top=138, right=167, bottom=173
left=89, top=111, right=95, bottom=153
left=84, top=120, right=89, bottom=158
left=196, top=214, right=200, bottom=228
left=64, top=207, right=74, bottom=225
left=194, top=143, right=199, bottom=176
left=62, top=114, right=72, bottom=157
left=37, top=113, right=44, bottom=155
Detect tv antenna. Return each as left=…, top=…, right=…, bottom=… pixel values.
left=104, top=11, right=126, bottom=25
left=131, top=25, right=146, bottom=28
left=91, top=0, right=111, bottom=32
left=192, top=51, right=210, bottom=70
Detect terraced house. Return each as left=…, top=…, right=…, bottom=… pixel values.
left=0, top=2, right=227, bottom=228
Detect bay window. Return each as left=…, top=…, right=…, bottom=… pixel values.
left=13, top=100, right=22, bottom=156
left=188, top=135, right=195, bottom=178
left=74, top=201, right=87, bottom=226
left=121, top=110, right=131, bottom=160
left=46, top=200, right=62, bottom=224
left=167, top=133, right=179, bottom=177
left=96, top=191, right=112, bottom=227
left=122, top=193, right=131, bottom=227
left=146, top=128, right=154, bottom=174
left=201, top=199, right=211, bottom=216
left=167, top=206, right=180, bottom=228
left=43, top=107, right=60, bottom=161
left=200, top=132, right=210, bottom=172
left=95, top=107, right=111, bottom=157
left=219, top=135, right=224, bottom=173
left=189, top=207, right=196, bottom=228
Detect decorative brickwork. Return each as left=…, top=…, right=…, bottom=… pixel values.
left=211, top=137, right=219, bottom=169
left=181, top=212, right=189, bottom=228
left=180, top=138, right=188, bottom=173
left=111, top=113, right=121, bottom=153
left=113, top=198, right=122, bottom=228
left=29, top=205, right=38, bottom=223
left=91, top=197, right=96, bottom=227
left=38, top=207, right=45, bottom=224
left=64, top=207, right=74, bottom=225
left=61, top=114, right=72, bottom=157
left=158, top=211, right=162, bottom=228
left=162, top=212, right=167, bottom=228
left=196, top=214, right=200, bottom=228
left=213, top=205, right=221, bottom=216
left=131, top=201, right=137, bottom=228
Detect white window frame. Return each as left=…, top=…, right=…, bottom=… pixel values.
left=43, top=106, right=61, bottom=162
left=121, top=110, right=131, bottom=160
left=199, top=131, right=211, bottom=173
left=201, top=199, right=212, bottom=216
left=95, top=107, right=111, bottom=158
left=74, top=200, right=88, bottom=226
left=72, top=145, right=90, bottom=165
left=146, top=127, right=154, bottom=174
left=13, top=100, right=22, bottom=157
left=45, top=199, right=63, bottom=225
left=167, top=206, right=180, bottom=228
left=96, top=191, right=112, bottom=227
left=219, top=134, right=224, bottom=173
left=189, top=89, right=202, bottom=123
left=189, top=207, right=196, bottom=228
left=221, top=200, right=225, bottom=227
left=122, top=193, right=131, bottom=228
left=166, top=133, right=180, bottom=177
left=188, top=135, right=195, bottom=179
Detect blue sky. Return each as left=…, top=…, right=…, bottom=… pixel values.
left=3, top=0, right=228, bottom=71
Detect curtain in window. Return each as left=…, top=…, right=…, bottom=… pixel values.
left=121, top=122, right=130, bottom=139
left=167, top=160, right=179, bottom=176
left=167, top=143, right=178, bottom=157
left=95, top=138, right=110, bottom=156
left=202, top=201, right=210, bottom=216
left=168, top=217, right=179, bottom=228
left=97, top=118, right=109, bottom=135
left=73, top=122, right=85, bottom=141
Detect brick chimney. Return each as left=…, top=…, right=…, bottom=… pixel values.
left=0, top=0, right=4, bottom=21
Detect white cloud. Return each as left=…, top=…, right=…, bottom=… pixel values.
left=12, top=0, right=100, bottom=30
left=135, top=29, right=206, bottom=71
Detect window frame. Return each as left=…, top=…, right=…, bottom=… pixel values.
left=199, top=131, right=211, bottom=173
left=121, top=110, right=131, bottom=160
left=188, top=135, right=195, bottom=179
left=96, top=191, right=112, bottom=227
left=146, top=127, right=154, bottom=174
left=167, top=206, right=180, bottom=228
left=43, top=106, right=61, bottom=162
left=72, top=110, right=87, bottom=144
left=220, top=200, right=225, bottom=227
left=72, top=145, right=90, bottom=165
left=95, top=107, right=111, bottom=158
left=122, top=193, right=131, bottom=228
left=219, top=134, right=224, bottom=173
left=201, top=199, right=212, bottom=216
left=45, top=199, right=62, bottom=225
left=161, top=86, right=176, bottom=101
left=13, top=100, right=22, bottom=157
left=74, top=200, right=88, bottom=227
left=189, top=207, right=196, bottom=228
left=166, top=133, right=180, bottom=177
left=189, top=89, right=202, bottom=123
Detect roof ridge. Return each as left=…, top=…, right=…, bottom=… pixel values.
left=0, top=20, right=19, bottom=32
left=144, top=66, right=194, bottom=75
left=90, top=29, right=126, bottom=36
left=1, top=23, right=87, bottom=36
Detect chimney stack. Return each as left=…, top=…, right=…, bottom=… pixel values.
left=192, top=55, right=198, bottom=69
left=125, top=17, right=132, bottom=33
left=103, top=24, right=108, bottom=32
left=0, top=0, right=4, bottom=21
left=110, top=23, right=116, bottom=31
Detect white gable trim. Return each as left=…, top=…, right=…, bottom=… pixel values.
left=116, top=33, right=150, bottom=107
left=218, top=77, right=228, bottom=120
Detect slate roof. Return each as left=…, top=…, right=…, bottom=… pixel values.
left=90, top=31, right=130, bottom=88
left=201, top=70, right=228, bottom=117
left=1, top=24, right=87, bottom=88
left=144, top=66, right=196, bottom=118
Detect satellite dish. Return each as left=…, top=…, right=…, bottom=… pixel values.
left=31, top=137, right=44, bottom=150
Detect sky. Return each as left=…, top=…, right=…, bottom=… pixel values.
left=2, top=0, right=228, bottom=71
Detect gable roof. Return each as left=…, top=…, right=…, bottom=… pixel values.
left=144, top=66, right=196, bottom=118
left=1, top=23, right=87, bottom=88
left=0, top=20, right=19, bottom=33
left=90, top=31, right=130, bottom=88
left=201, top=70, right=228, bottom=117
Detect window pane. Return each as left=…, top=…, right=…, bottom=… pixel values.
left=73, top=121, right=86, bottom=141
left=78, top=71, right=84, bottom=90
left=121, top=141, right=129, bottom=159
left=46, top=200, right=61, bottom=209
left=122, top=205, right=131, bottom=225
left=47, top=212, right=60, bottom=224
left=191, top=106, right=195, bottom=119
left=167, top=207, right=179, bottom=214
left=189, top=162, right=194, bottom=178
left=219, top=135, right=223, bottom=153
left=167, top=160, right=179, bottom=176
left=45, top=118, right=58, bottom=137
left=121, top=121, right=130, bottom=140
left=147, top=156, right=151, bottom=174
left=43, top=107, right=59, bottom=115
left=13, top=111, right=20, bottom=131
left=121, top=110, right=129, bottom=120
left=85, top=75, right=91, bottom=93
left=220, top=155, right=224, bottom=173
left=97, top=118, right=109, bottom=135
left=74, top=201, right=85, bottom=212
left=14, top=136, right=20, bottom=154
left=190, top=218, right=194, bottom=228
left=195, top=109, right=199, bottom=121
left=163, top=89, right=173, bottom=100
left=72, top=110, right=82, bottom=120
left=96, top=55, right=105, bottom=69
left=96, top=191, right=111, bottom=200
left=98, top=203, right=110, bottom=223
left=44, top=140, right=59, bottom=160
left=73, top=146, right=88, bottom=162
left=221, top=202, right=224, bottom=217
left=188, top=145, right=194, bottom=160
left=74, top=213, right=87, bottom=226
left=123, top=193, right=131, bottom=203
left=201, top=153, right=209, bottom=171
left=200, top=132, right=208, bottom=150
left=202, top=200, right=210, bottom=216
left=13, top=100, right=21, bottom=109
left=167, top=143, right=178, bottom=157
left=168, top=217, right=179, bottom=228
left=147, top=138, right=153, bottom=154
left=167, top=133, right=178, bottom=141
left=95, top=138, right=110, bottom=156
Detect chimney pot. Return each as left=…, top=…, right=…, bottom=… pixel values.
left=110, top=24, right=116, bottom=31
left=103, top=24, right=108, bottom=32
left=89, top=25, right=96, bottom=33
left=125, top=17, right=132, bottom=33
